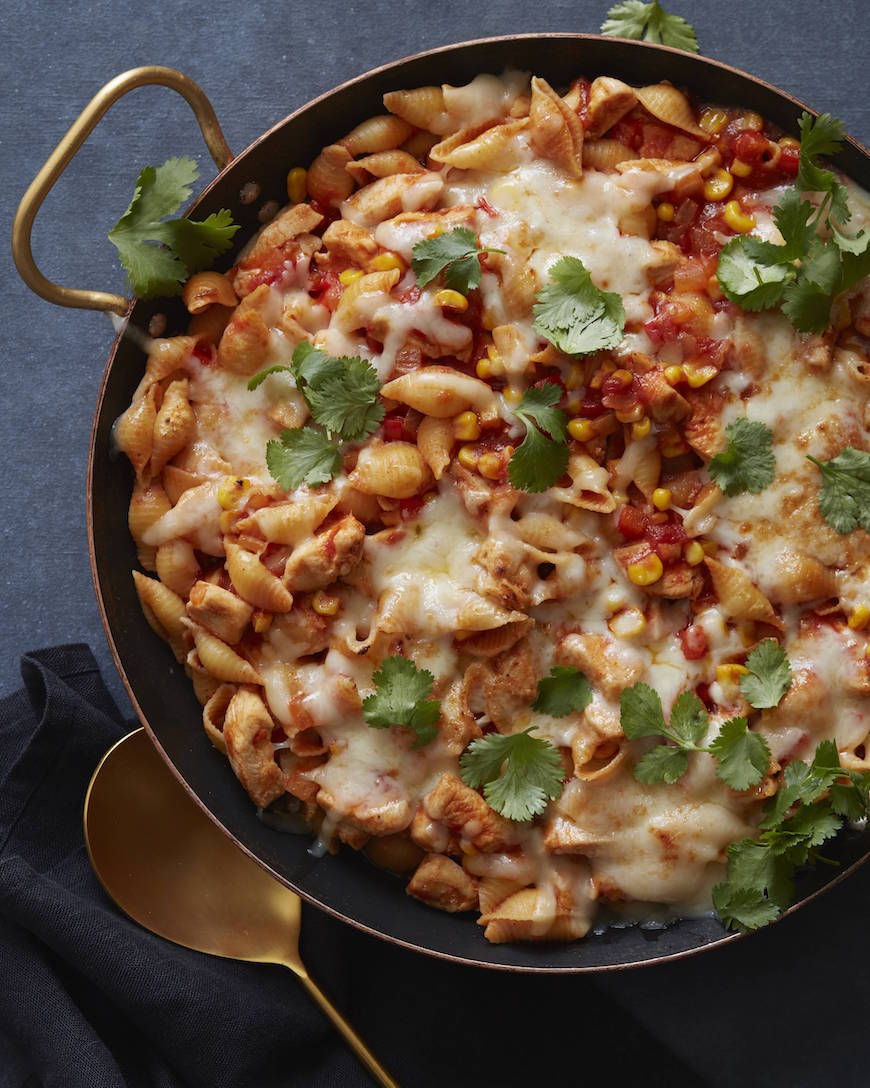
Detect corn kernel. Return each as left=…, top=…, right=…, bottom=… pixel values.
left=660, top=432, right=689, bottom=458
left=703, top=168, right=734, bottom=202
left=631, top=416, right=651, bottom=440
left=737, top=111, right=763, bottom=131
left=684, top=541, right=705, bottom=566
left=604, top=585, right=627, bottom=613
left=730, top=158, right=753, bottom=178
left=477, top=452, right=502, bottom=479
left=286, top=166, right=307, bottom=204
left=615, top=404, right=644, bottom=424
left=475, top=358, right=492, bottom=380
left=565, top=364, right=585, bottom=390
left=252, top=610, right=273, bottom=634
left=699, top=108, right=729, bottom=135
left=339, top=268, right=364, bottom=286
left=707, top=274, right=724, bottom=301
left=218, top=510, right=236, bottom=534
left=656, top=201, right=675, bottom=222
left=652, top=487, right=672, bottom=511
left=724, top=200, right=756, bottom=233
left=664, top=365, right=685, bottom=386
left=503, top=386, right=523, bottom=408
left=779, top=136, right=800, bottom=150
left=716, top=663, right=749, bottom=685
left=486, top=345, right=505, bottom=375
left=217, top=476, right=251, bottom=510
left=684, top=362, right=718, bottom=388
left=612, top=368, right=633, bottom=387
left=454, top=411, right=481, bottom=441
left=568, top=418, right=593, bottom=442
left=312, top=590, right=341, bottom=616
left=848, top=604, right=870, bottom=630
left=433, top=288, right=468, bottom=312
left=369, top=252, right=405, bottom=273
left=608, top=607, right=647, bottom=639
left=627, top=552, right=664, bottom=586
left=457, top=444, right=479, bottom=471
left=566, top=397, right=583, bottom=416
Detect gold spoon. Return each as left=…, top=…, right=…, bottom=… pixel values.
left=84, top=727, right=397, bottom=1088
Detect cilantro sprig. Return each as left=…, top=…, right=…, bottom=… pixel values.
left=713, top=739, right=870, bottom=930
left=532, top=666, right=593, bottom=717
left=411, top=227, right=503, bottom=296
left=708, top=418, right=775, bottom=496
left=532, top=256, right=625, bottom=357
left=109, top=157, right=239, bottom=299
left=507, top=382, right=570, bottom=493
left=620, top=684, right=771, bottom=790
left=254, top=341, right=384, bottom=490
left=460, top=727, right=564, bottom=822
left=716, top=113, right=870, bottom=333
left=739, top=640, right=793, bottom=709
left=601, top=1, right=699, bottom=52
left=362, top=656, right=441, bottom=748
left=807, top=447, right=870, bottom=534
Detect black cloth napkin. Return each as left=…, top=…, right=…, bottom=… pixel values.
left=1, top=646, right=868, bottom=1088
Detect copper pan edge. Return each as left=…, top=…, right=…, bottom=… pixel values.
left=86, top=33, right=870, bottom=973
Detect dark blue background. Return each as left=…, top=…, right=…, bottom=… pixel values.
left=3, top=4, right=870, bottom=1085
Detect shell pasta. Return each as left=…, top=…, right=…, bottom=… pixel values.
left=117, top=69, right=870, bottom=944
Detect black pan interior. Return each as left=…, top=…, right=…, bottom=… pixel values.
left=90, top=35, right=870, bottom=971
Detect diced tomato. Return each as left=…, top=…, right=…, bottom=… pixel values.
left=382, top=416, right=406, bottom=442
left=192, top=341, right=216, bottom=365
left=679, top=625, right=709, bottom=661
left=616, top=505, right=647, bottom=539
left=643, top=311, right=681, bottom=347
left=779, top=145, right=800, bottom=176
left=646, top=519, right=688, bottom=548
left=476, top=196, right=498, bottom=218
left=400, top=284, right=421, bottom=305
left=733, top=130, right=772, bottom=165
left=399, top=496, right=424, bottom=521
left=577, top=396, right=606, bottom=418
left=309, top=267, right=342, bottom=309
left=611, top=118, right=644, bottom=151
left=695, top=682, right=713, bottom=709
left=573, top=77, right=591, bottom=125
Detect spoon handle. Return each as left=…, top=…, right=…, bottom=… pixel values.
left=296, top=970, right=399, bottom=1088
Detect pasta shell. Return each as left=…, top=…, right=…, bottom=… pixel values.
left=528, top=76, right=583, bottom=177
left=573, top=739, right=628, bottom=782
left=181, top=271, right=238, bottom=314
left=348, top=440, right=432, bottom=499
left=128, top=480, right=171, bottom=571
left=769, top=551, right=838, bottom=605
left=341, top=172, right=444, bottom=229
left=634, top=83, right=707, bottom=138
left=155, top=538, right=199, bottom=597
left=333, top=267, right=400, bottom=333
left=582, top=138, right=635, bottom=171
left=402, top=130, right=439, bottom=162
left=150, top=378, right=195, bottom=476
left=479, top=888, right=591, bottom=943
left=132, top=570, right=187, bottom=662
left=131, top=336, right=196, bottom=401
left=161, top=464, right=204, bottom=506
left=416, top=416, right=454, bottom=480
left=217, top=309, right=271, bottom=375
left=381, top=366, right=497, bottom=418
left=477, top=876, right=527, bottom=916
left=236, top=493, right=337, bottom=545
left=190, top=665, right=221, bottom=708
left=189, top=622, right=262, bottom=685
left=321, top=219, right=380, bottom=265
left=223, top=688, right=285, bottom=808
left=406, top=854, right=478, bottom=913
left=239, top=203, right=324, bottom=271
left=550, top=453, right=616, bottom=513
left=458, top=619, right=531, bottom=658
left=225, top=542, right=294, bottom=613
left=345, top=149, right=425, bottom=184
left=202, top=682, right=236, bottom=751
left=429, top=118, right=529, bottom=171
left=383, top=86, right=446, bottom=132
left=586, top=76, right=637, bottom=138
left=340, top=114, right=414, bottom=155
left=307, top=143, right=355, bottom=206
left=187, top=579, right=255, bottom=644
left=704, top=557, right=783, bottom=629
left=187, top=304, right=234, bottom=344
left=114, top=385, right=160, bottom=481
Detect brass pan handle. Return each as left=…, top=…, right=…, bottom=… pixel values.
left=12, top=66, right=233, bottom=316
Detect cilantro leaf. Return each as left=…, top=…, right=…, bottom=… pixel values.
left=711, top=884, right=781, bottom=931
left=601, top=1, right=699, bottom=52
left=796, top=112, right=849, bottom=224
left=620, top=682, right=666, bottom=739
left=807, top=447, right=870, bottom=534
left=668, top=691, right=709, bottom=747
left=290, top=341, right=342, bottom=387
left=772, top=189, right=817, bottom=261
left=781, top=238, right=844, bottom=332
left=532, top=256, right=625, bottom=357
left=108, top=157, right=239, bottom=299
left=833, top=227, right=870, bottom=293
left=532, top=666, right=593, bottom=717
left=715, top=237, right=792, bottom=311
left=634, top=744, right=689, bottom=785
left=362, top=656, right=440, bottom=748
left=247, top=365, right=294, bottom=391
left=411, top=227, right=502, bottom=295
left=304, top=357, right=385, bottom=441
left=739, top=640, right=793, bottom=709
left=266, top=427, right=342, bottom=490
left=708, top=418, right=775, bottom=496
left=460, top=727, right=564, bottom=822
left=708, top=717, right=770, bottom=791
left=508, top=382, right=569, bottom=493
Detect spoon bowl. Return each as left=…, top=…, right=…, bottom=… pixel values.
left=84, top=727, right=396, bottom=1087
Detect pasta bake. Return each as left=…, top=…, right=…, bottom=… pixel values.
left=116, top=69, right=870, bottom=943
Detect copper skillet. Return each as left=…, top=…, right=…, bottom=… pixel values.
left=13, top=34, right=870, bottom=972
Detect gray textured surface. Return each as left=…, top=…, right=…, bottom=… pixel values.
left=2, top=0, right=868, bottom=716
